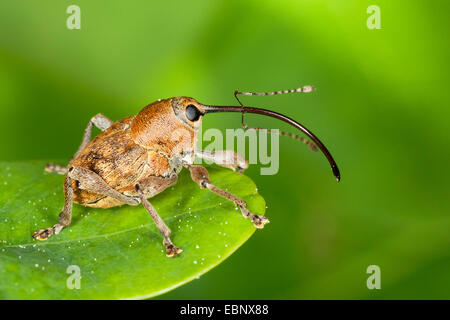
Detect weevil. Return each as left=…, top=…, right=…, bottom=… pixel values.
left=33, top=86, right=340, bottom=257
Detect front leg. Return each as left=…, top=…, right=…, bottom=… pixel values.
left=186, top=164, right=269, bottom=228
left=195, top=150, right=248, bottom=173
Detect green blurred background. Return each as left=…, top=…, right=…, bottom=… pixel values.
left=1, top=0, right=449, bottom=299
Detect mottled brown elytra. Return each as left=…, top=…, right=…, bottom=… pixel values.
left=33, top=86, right=340, bottom=257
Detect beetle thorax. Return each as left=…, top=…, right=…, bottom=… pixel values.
left=130, top=98, right=198, bottom=161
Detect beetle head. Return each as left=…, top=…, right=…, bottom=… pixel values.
left=131, top=97, right=205, bottom=158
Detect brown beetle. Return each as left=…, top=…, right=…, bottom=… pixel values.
left=33, top=87, right=340, bottom=257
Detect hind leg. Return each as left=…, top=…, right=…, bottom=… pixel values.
left=45, top=113, right=114, bottom=175
left=72, top=113, right=113, bottom=159
left=34, top=114, right=117, bottom=240
left=33, top=175, right=73, bottom=240
left=33, top=166, right=139, bottom=240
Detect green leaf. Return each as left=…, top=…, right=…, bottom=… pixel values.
left=0, top=161, right=265, bottom=299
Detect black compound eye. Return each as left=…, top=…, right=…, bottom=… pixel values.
left=185, top=104, right=202, bottom=122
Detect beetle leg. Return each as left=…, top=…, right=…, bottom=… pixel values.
left=33, top=165, right=140, bottom=240
left=68, top=166, right=140, bottom=206
left=44, top=114, right=114, bottom=175
left=72, top=113, right=114, bottom=160
left=134, top=183, right=182, bottom=258
left=186, top=165, right=269, bottom=228
left=195, top=150, right=248, bottom=173
left=32, top=175, right=73, bottom=240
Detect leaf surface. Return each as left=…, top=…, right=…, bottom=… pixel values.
left=0, top=161, right=265, bottom=299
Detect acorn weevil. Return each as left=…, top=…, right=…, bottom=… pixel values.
left=33, top=86, right=340, bottom=257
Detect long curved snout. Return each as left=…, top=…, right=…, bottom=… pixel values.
left=203, top=104, right=340, bottom=182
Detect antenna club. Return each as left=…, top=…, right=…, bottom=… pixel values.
left=302, top=85, right=315, bottom=93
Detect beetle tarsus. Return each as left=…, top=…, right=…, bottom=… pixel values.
left=165, top=242, right=183, bottom=258
left=32, top=228, right=53, bottom=240
left=237, top=166, right=246, bottom=174
left=240, top=206, right=270, bottom=229
left=251, top=214, right=270, bottom=229
left=32, top=223, right=64, bottom=240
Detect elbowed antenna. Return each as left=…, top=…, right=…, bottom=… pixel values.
left=203, top=105, right=341, bottom=182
